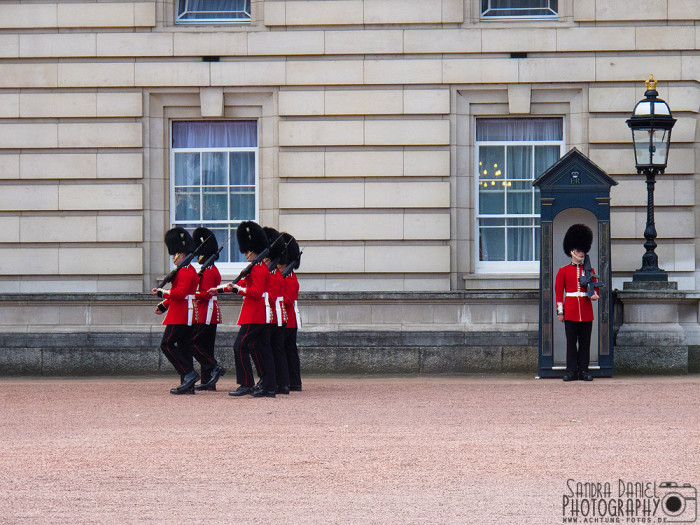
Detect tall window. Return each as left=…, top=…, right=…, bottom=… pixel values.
left=475, top=118, right=563, bottom=272
left=481, top=0, right=558, bottom=19
left=171, top=121, right=258, bottom=266
left=177, top=0, right=251, bottom=23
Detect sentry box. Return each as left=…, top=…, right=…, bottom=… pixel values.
left=533, top=148, right=618, bottom=378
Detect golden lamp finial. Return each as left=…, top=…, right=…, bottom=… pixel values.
left=645, top=74, right=657, bottom=91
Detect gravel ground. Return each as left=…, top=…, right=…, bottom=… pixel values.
left=0, top=375, right=698, bottom=524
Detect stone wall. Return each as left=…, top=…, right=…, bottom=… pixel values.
left=1, top=290, right=697, bottom=376
left=0, top=291, right=540, bottom=376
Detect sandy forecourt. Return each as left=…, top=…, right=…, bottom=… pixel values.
left=0, top=375, right=698, bottom=524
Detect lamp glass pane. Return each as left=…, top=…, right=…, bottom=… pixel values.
left=653, top=102, right=670, bottom=116
left=633, top=101, right=652, bottom=116
left=651, top=128, right=670, bottom=166
left=633, top=128, right=652, bottom=166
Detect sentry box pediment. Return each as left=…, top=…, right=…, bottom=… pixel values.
left=534, top=147, right=618, bottom=200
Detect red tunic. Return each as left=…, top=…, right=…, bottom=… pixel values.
left=195, top=264, right=221, bottom=325
left=236, top=262, right=270, bottom=325
left=282, top=271, right=301, bottom=329
left=161, top=265, right=199, bottom=326
left=555, top=263, right=598, bottom=322
left=267, top=268, right=287, bottom=326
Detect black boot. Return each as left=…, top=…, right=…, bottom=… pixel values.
left=229, top=385, right=254, bottom=397
left=170, top=371, right=200, bottom=395
left=207, top=365, right=226, bottom=388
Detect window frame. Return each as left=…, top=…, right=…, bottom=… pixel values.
left=480, top=0, right=558, bottom=20
left=474, top=117, right=565, bottom=274
left=176, top=0, right=252, bottom=24
left=169, top=120, right=259, bottom=273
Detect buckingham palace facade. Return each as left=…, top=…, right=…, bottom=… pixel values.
left=0, top=0, right=698, bottom=375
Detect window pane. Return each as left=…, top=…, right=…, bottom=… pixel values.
left=478, top=145, right=504, bottom=181
left=230, top=152, right=255, bottom=186
left=202, top=188, right=228, bottom=221
left=506, top=219, right=534, bottom=261
left=174, top=153, right=200, bottom=186
left=175, top=188, right=200, bottom=221
left=229, top=235, right=247, bottom=263
left=230, top=192, right=255, bottom=221
left=479, top=185, right=505, bottom=215
left=507, top=180, right=533, bottom=214
left=479, top=226, right=505, bottom=261
left=507, top=146, right=532, bottom=180
left=202, top=152, right=227, bottom=186
left=534, top=145, right=561, bottom=178
left=205, top=227, right=226, bottom=263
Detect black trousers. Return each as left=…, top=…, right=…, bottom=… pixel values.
left=233, top=324, right=275, bottom=392
left=160, top=324, right=195, bottom=376
left=271, top=325, right=289, bottom=388
left=564, top=320, right=592, bottom=374
left=284, top=327, right=301, bottom=388
left=191, top=323, right=218, bottom=383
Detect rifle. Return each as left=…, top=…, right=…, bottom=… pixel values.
left=282, top=248, right=303, bottom=278
left=198, top=244, right=224, bottom=277
left=231, top=234, right=285, bottom=285
left=579, top=254, right=603, bottom=298
left=156, top=236, right=210, bottom=289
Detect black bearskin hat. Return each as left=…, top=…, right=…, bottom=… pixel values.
left=165, top=227, right=195, bottom=256
left=563, top=224, right=593, bottom=256
left=193, top=227, right=219, bottom=263
left=281, top=232, right=301, bottom=270
left=263, top=227, right=285, bottom=261
left=236, top=221, right=268, bottom=254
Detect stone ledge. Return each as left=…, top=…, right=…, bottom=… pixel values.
left=0, top=291, right=540, bottom=302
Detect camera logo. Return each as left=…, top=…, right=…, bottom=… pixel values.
left=658, top=482, right=697, bottom=523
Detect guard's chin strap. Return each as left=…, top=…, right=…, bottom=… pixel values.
left=571, top=252, right=585, bottom=265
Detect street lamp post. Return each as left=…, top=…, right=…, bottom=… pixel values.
left=626, top=75, right=677, bottom=282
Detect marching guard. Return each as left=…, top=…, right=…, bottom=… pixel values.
left=264, top=227, right=290, bottom=395
left=152, top=227, right=201, bottom=395
left=212, top=221, right=277, bottom=398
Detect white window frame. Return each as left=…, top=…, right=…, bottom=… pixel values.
left=480, top=0, right=558, bottom=20
left=169, top=121, right=259, bottom=274
left=474, top=118, right=565, bottom=274
left=176, top=0, right=251, bottom=23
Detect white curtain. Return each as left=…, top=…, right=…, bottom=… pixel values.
left=476, top=118, right=562, bottom=142
left=179, top=0, right=249, bottom=18
left=172, top=121, right=257, bottom=148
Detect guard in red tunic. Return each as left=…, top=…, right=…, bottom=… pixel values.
left=191, top=227, right=226, bottom=392
left=263, top=227, right=290, bottom=395
left=279, top=233, right=302, bottom=392
left=214, top=221, right=277, bottom=398
left=153, top=227, right=200, bottom=395
left=555, top=224, right=599, bottom=382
